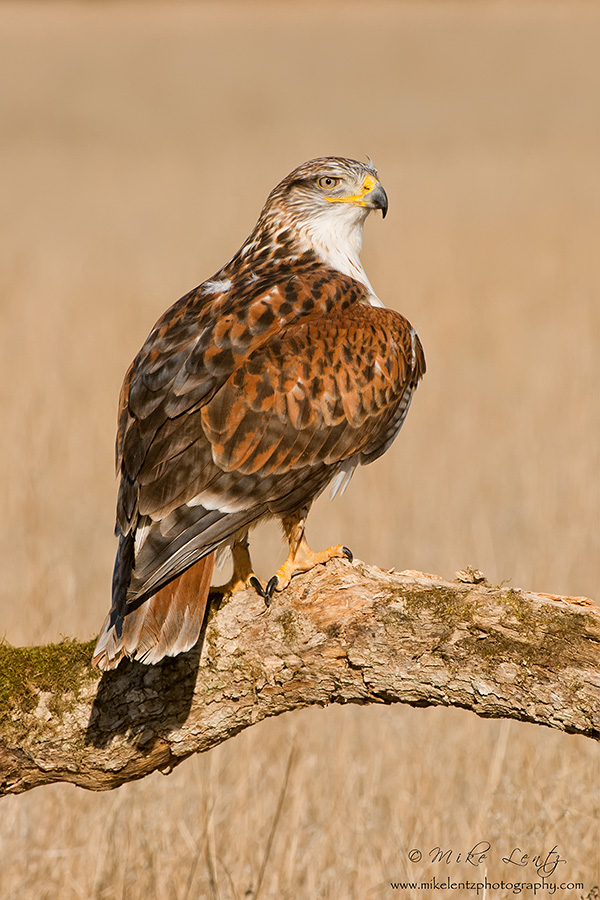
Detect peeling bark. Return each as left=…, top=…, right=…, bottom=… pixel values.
left=0, top=561, right=598, bottom=796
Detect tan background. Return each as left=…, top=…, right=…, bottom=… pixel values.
left=0, top=2, right=598, bottom=898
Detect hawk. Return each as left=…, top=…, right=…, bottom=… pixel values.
left=92, top=157, right=425, bottom=670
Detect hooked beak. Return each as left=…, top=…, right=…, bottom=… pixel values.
left=364, top=181, right=388, bottom=218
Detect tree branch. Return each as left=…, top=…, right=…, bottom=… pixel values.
left=0, top=561, right=598, bottom=796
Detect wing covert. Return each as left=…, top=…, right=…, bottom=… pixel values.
left=200, top=302, right=424, bottom=480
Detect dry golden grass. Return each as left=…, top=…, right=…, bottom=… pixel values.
left=0, top=2, right=598, bottom=898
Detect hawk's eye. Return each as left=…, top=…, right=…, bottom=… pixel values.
left=318, top=176, right=341, bottom=189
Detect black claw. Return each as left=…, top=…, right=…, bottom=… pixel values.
left=265, top=575, right=279, bottom=602
left=342, top=546, right=353, bottom=562
left=249, top=575, right=268, bottom=602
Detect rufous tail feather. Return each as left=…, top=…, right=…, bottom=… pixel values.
left=92, top=553, right=215, bottom=671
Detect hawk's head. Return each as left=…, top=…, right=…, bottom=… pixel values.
left=263, top=156, right=388, bottom=226
left=254, top=157, right=389, bottom=289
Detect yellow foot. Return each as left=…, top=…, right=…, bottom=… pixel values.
left=211, top=537, right=266, bottom=598
left=212, top=571, right=266, bottom=596
left=263, top=543, right=353, bottom=603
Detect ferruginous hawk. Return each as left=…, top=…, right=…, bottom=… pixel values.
left=92, top=157, right=425, bottom=670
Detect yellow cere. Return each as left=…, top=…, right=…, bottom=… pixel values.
left=325, top=173, right=379, bottom=207
left=361, top=174, right=378, bottom=193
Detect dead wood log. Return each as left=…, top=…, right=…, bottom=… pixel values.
left=0, top=560, right=598, bottom=796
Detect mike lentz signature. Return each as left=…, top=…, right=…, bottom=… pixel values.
left=407, top=842, right=567, bottom=877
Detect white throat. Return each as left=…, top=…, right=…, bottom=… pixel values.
left=297, top=209, right=384, bottom=307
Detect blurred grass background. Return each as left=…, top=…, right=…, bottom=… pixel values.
left=0, top=2, right=598, bottom=898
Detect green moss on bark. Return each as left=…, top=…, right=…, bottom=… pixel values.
left=0, top=638, right=97, bottom=724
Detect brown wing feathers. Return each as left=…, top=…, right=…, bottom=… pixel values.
left=202, top=305, right=417, bottom=475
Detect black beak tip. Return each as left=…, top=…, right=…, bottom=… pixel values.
left=370, top=184, right=389, bottom=219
